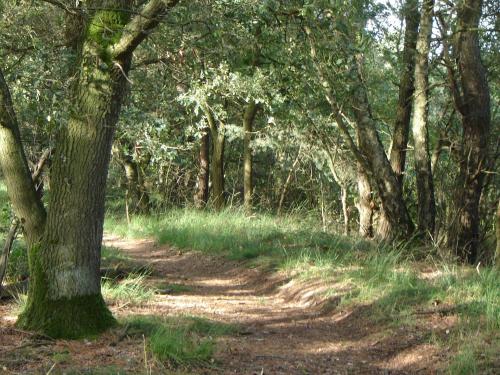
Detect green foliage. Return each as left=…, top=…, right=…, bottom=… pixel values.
left=6, top=243, right=29, bottom=281
left=123, top=315, right=237, bottom=366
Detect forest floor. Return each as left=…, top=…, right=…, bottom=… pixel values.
left=0, top=234, right=477, bottom=375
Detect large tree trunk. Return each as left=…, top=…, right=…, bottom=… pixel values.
left=2, top=0, right=178, bottom=338
left=194, top=128, right=210, bottom=208
left=448, top=0, right=491, bottom=263
left=16, top=6, right=134, bottom=337
left=389, top=0, right=420, bottom=185
left=243, top=100, right=258, bottom=212
left=412, top=0, right=436, bottom=236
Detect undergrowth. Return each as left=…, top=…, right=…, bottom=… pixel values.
left=106, top=208, right=499, bottom=373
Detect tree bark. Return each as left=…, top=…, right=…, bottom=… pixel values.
left=116, top=140, right=150, bottom=214
left=277, top=146, right=302, bottom=215
left=202, top=106, right=226, bottom=211
left=0, top=220, right=19, bottom=294
left=194, top=127, right=210, bottom=208
left=389, top=0, right=420, bottom=185
left=357, top=163, right=373, bottom=238
left=0, top=70, right=46, bottom=245
left=351, top=59, right=414, bottom=240
left=412, top=0, right=436, bottom=236
left=243, top=100, right=258, bottom=212
left=448, top=0, right=491, bottom=263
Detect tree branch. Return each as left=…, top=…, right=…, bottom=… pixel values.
left=110, top=0, right=180, bottom=60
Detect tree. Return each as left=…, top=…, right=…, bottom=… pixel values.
left=194, top=127, right=210, bottom=208
left=0, top=0, right=178, bottom=338
left=443, top=0, right=491, bottom=263
left=243, top=100, right=259, bottom=212
left=412, top=0, right=436, bottom=235
left=389, top=0, right=420, bottom=186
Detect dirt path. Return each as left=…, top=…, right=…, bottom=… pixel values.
left=0, top=236, right=450, bottom=374
left=103, top=236, right=446, bottom=375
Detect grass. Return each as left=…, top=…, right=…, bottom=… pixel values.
left=104, top=208, right=355, bottom=264
left=102, top=272, right=156, bottom=307
left=123, top=315, right=238, bottom=366
left=105, top=208, right=500, bottom=373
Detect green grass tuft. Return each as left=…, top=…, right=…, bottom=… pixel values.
left=102, top=273, right=156, bottom=307
left=123, top=315, right=237, bottom=366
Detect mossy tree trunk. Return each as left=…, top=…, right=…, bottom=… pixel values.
left=1, top=0, right=179, bottom=338
left=412, top=0, right=436, bottom=236
left=243, top=100, right=258, bottom=213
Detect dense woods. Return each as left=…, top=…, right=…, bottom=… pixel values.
left=0, top=0, right=498, bottom=373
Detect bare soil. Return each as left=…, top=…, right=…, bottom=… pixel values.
left=0, top=235, right=456, bottom=374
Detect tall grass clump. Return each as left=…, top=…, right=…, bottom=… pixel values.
left=123, top=315, right=237, bottom=367
left=102, top=273, right=156, bottom=306
left=105, top=208, right=344, bottom=262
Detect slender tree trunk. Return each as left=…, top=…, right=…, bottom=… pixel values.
left=496, top=200, right=500, bottom=268
left=210, top=129, right=225, bottom=211
left=0, top=71, right=46, bottom=245
left=389, top=0, right=420, bottom=185
left=202, top=106, right=226, bottom=211
left=351, top=59, right=414, bottom=240
left=340, top=186, right=349, bottom=235
left=0, top=220, right=19, bottom=293
left=277, top=146, right=302, bottom=215
left=378, top=0, right=420, bottom=229
left=243, top=100, right=258, bottom=212
left=357, top=163, right=373, bottom=238
left=194, top=128, right=210, bottom=208
left=412, top=0, right=436, bottom=236
left=116, top=140, right=150, bottom=215
left=448, top=0, right=491, bottom=263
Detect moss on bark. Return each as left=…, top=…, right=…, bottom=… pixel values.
left=16, top=245, right=115, bottom=339
left=87, top=10, right=130, bottom=63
